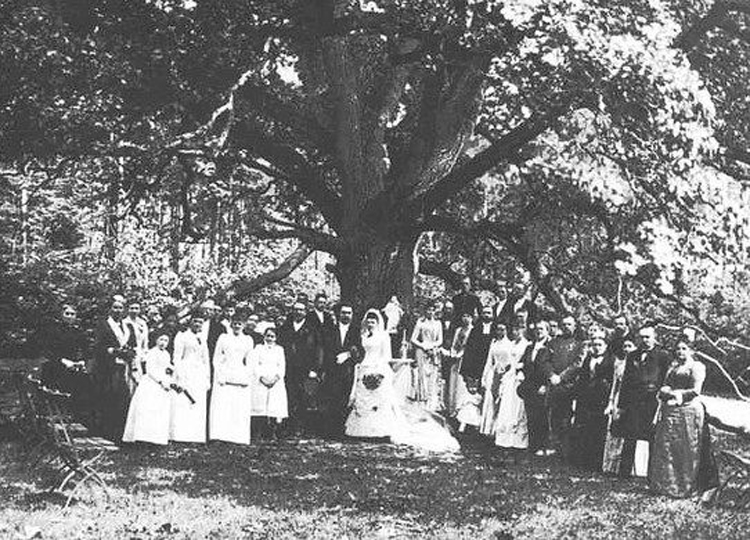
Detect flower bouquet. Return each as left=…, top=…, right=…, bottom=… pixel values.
left=362, top=373, right=384, bottom=391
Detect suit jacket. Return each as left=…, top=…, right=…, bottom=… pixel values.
left=441, top=319, right=456, bottom=351
left=616, top=347, right=671, bottom=439
left=460, top=321, right=495, bottom=380
left=306, top=310, right=336, bottom=362
left=574, top=353, right=615, bottom=413
left=278, top=318, right=324, bottom=383
left=517, top=339, right=554, bottom=400
left=91, top=318, right=129, bottom=383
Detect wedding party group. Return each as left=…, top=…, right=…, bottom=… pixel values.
left=36, top=276, right=718, bottom=499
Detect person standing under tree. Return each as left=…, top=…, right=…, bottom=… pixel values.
left=209, top=315, right=254, bottom=445
left=444, top=311, right=474, bottom=417
left=124, top=299, right=149, bottom=395
left=171, top=312, right=211, bottom=443
left=517, top=321, right=554, bottom=455
left=278, top=302, right=324, bottom=434
left=456, top=305, right=494, bottom=432
left=493, top=323, right=530, bottom=450
left=615, top=324, right=671, bottom=477
left=649, top=340, right=718, bottom=498
left=321, top=303, right=361, bottom=438
left=122, top=332, right=174, bottom=446
left=410, top=302, right=444, bottom=412
left=91, top=295, right=133, bottom=443
left=545, top=315, right=585, bottom=458
left=569, top=334, right=615, bottom=471
left=250, top=327, right=288, bottom=440
left=479, top=323, right=510, bottom=436
left=451, top=276, right=481, bottom=327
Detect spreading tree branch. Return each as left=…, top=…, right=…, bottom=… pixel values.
left=229, top=244, right=313, bottom=301
left=412, top=106, right=567, bottom=215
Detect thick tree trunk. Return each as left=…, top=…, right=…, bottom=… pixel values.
left=336, top=234, right=419, bottom=314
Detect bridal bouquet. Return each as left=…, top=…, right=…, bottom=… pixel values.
left=362, top=373, right=384, bottom=391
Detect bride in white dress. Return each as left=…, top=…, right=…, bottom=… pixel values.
left=345, top=309, right=459, bottom=453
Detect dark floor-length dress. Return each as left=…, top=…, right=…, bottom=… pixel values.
left=648, top=361, right=718, bottom=498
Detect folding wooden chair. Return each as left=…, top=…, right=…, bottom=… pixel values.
left=18, top=375, right=116, bottom=508
left=706, top=450, right=750, bottom=509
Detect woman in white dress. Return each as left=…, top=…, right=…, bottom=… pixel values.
left=346, top=310, right=400, bottom=438
left=209, top=317, right=254, bottom=444
left=249, top=327, right=288, bottom=439
left=170, top=314, right=211, bottom=443
left=122, top=333, right=173, bottom=445
left=410, top=303, right=444, bottom=411
left=493, top=324, right=530, bottom=449
left=346, top=309, right=460, bottom=453
left=479, top=324, right=510, bottom=436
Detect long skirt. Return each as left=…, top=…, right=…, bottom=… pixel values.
left=570, top=409, right=608, bottom=471
left=411, top=350, right=442, bottom=411
left=648, top=400, right=718, bottom=497
left=479, top=384, right=497, bottom=436
left=250, top=380, right=288, bottom=419
left=122, top=378, right=171, bottom=445
left=602, top=416, right=625, bottom=474
left=209, top=384, right=252, bottom=444
left=494, top=375, right=528, bottom=449
left=443, top=359, right=460, bottom=416
left=345, top=366, right=398, bottom=438
left=170, top=389, right=208, bottom=443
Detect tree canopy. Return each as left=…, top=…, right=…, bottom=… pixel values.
left=1, top=0, right=749, bottom=347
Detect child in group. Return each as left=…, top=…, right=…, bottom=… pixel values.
left=249, top=327, right=288, bottom=440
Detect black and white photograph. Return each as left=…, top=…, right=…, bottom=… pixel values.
left=0, top=0, right=749, bottom=538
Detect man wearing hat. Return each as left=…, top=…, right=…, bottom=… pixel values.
left=200, top=299, right=226, bottom=383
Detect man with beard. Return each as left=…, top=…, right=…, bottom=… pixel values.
left=460, top=305, right=495, bottom=386
left=545, top=315, right=585, bottom=458
left=321, top=303, right=361, bottom=437
left=615, top=324, right=671, bottom=477
left=278, top=302, right=324, bottom=434
left=517, top=321, right=554, bottom=455
left=451, top=276, right=482, bottom=327
left=607, top=315, right=633, bottom=360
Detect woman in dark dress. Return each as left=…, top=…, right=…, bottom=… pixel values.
left=570, top=335, right=614, bottom=471
left=648, top=340, right=718, bottom=498
left=91, top=295, right=134, bottom=442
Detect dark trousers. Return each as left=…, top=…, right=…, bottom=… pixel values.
left=548, top=393, right=573, bottom=457
left=525, top=396, right=548, bottom=452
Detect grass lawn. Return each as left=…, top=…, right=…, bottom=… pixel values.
left=1, top=430, right=749, bottom=539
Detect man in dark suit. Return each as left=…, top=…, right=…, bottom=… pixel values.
left=451, top=276, right=482, bottom=327
left=306, top=292, right=337, bottom=366
left=615, top=323, right=671, bottom=477
left=518, top=320, right=554, bottom=455
left=607, top=315, right=633, bottom=359
left=545, top=315, right=585, bottom=458
left=321, top=303, right=361, bottom=437
left=278, top=302, right=325, bottom=433
left=459, top=305, right=495, bottom=384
